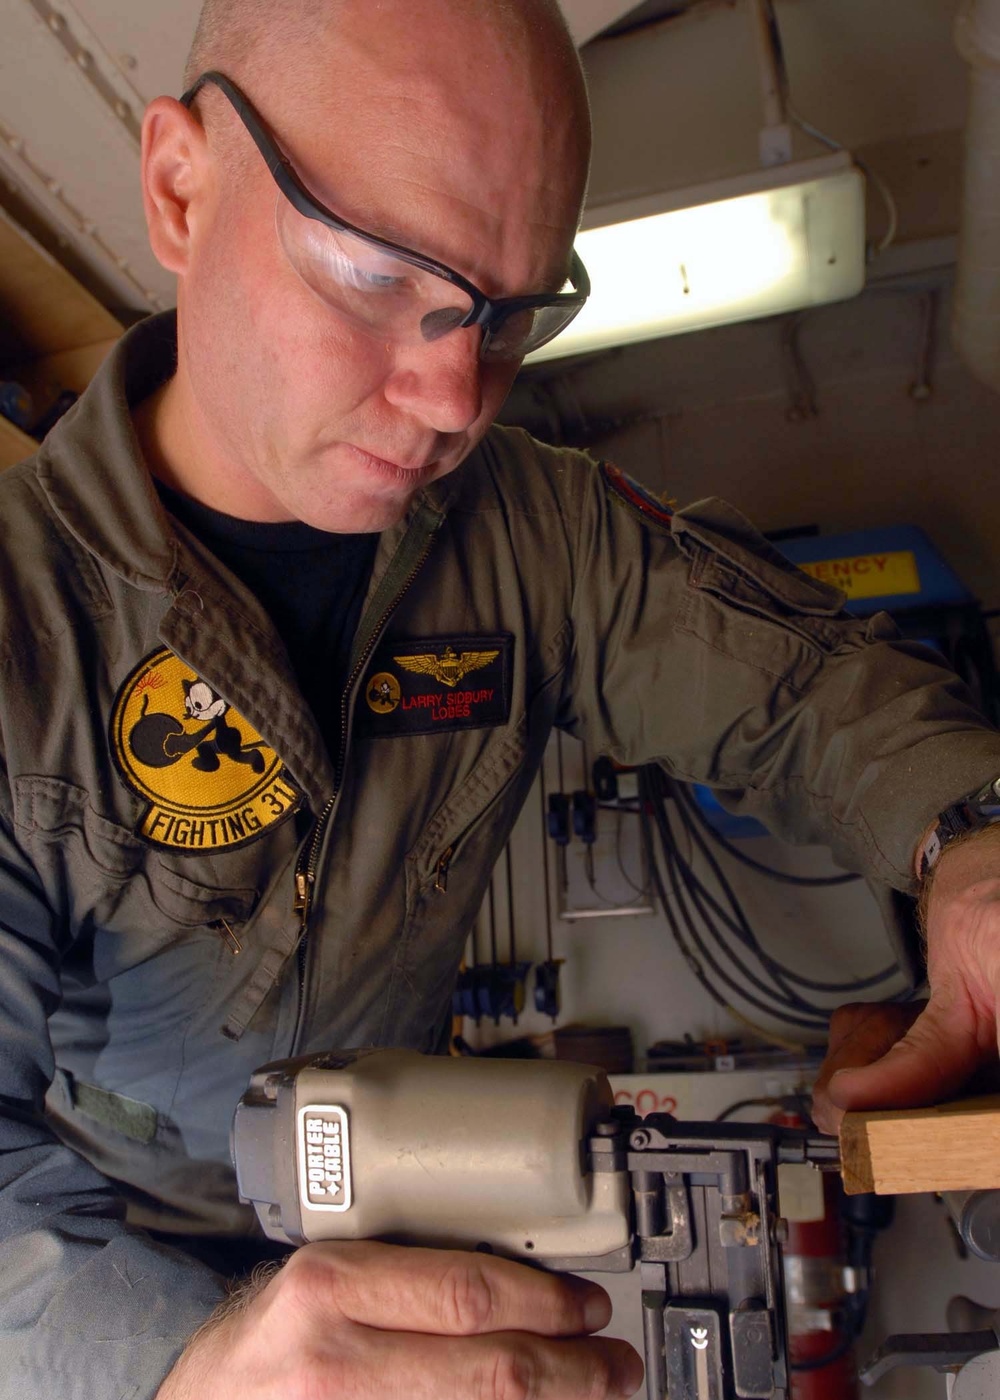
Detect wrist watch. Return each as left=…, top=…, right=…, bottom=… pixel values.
left=917, top=776, right=1000, bottom=879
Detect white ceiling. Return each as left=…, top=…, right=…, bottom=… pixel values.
left=0, top=0, right=970, bottom=318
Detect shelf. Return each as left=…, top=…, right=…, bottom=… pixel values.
left=0, top=203, right=124, bottom=461
left=0, top=204, right=122, bottom=361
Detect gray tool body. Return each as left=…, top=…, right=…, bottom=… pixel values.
left=234, top=1048, right=629, bottom=1261
left=233, top=1048, right=841, bottom=1400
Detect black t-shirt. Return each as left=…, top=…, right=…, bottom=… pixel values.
left=157, top=482, right=378, bottom=759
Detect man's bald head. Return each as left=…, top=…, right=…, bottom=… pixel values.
left=184, top=0, right=589, bottom=148
left=185, top=0, right=578, bottom=81
left=141, top=0, right=591, bottom=528
left=182, top=0, right=591, bottom=275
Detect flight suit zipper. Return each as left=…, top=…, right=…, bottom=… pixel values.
left=434, top=846, right=454, bottom=893
left=290, top=503, right=445, bottom=1038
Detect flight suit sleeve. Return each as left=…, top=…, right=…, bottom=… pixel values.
left=561, top=467, right=1000, bottom=897
left=0, top=809, right=227, bottom=1400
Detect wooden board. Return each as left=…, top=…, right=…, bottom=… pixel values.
left=0, top=414, right=36, bottom=471
left=840, top=1095, right=1000, bottom=1195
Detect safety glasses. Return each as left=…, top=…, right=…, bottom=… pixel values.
left=181, top=71, right=590, bottom=362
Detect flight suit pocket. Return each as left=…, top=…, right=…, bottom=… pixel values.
left=671, top=498, right=873, bottom=673
left=13, top=776, right=258, bottom=945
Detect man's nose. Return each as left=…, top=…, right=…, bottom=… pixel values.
left=383, top=326, right=484, bottom=434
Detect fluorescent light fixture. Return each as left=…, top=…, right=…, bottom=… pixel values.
left=527, top=151, right=866, bottom=363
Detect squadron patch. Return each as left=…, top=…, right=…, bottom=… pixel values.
left=357, top=635, right=512, bottom=737
left=601, top=462, right=675, bottom=531
left=110, top=648, right=302, bottom=853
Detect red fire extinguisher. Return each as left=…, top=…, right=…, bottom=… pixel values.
left=783, top=1167, right=859, bottom=1400
left=773, top=1110, right=893, bottom=1400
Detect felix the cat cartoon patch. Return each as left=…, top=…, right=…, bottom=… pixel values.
left=110, top=648, right=302, bottom=852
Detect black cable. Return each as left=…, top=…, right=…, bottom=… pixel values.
left=583, top=862, right=650, bottom=911
left=615, top=810, right=651, bottom=899
left=488, top=878, right=497, bottom=968
left=665, top=818, right=826, bottom=1021
left=668, top=777, right=899, bottom=994
left=643, top=767, right=819, bottom=1029
left=643, top=772, right=821, bottom=1026
left=642, top=788, right=828, bottom=1031
left=505, top=843, right=516, bottom=968
left=674, top=781, right=861, bottom=888
left=715, top=1092, right=814, bottom=1124
left=654, top=779, right=831, bottom=1017
left=668, top=849, right=828, bottom=1029
left=789, top=1328, right=858, bottom=1374
left=672, top=803, right=894, bottom=999
left=762, top=0, right=790, bottom=96
left=640, top=766, right=900, bottom=1029
left=639, top=801, right=740, bottom=1020
left=715, top=1096, right=783, bottom=1122
left=538, top=772, right=554, bottom=964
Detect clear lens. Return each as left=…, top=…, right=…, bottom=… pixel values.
left=276, top=193, right=585, bottom=362
left=483, top=303, right=582, bottom=361
left=277, top=195, right=473, bottom=343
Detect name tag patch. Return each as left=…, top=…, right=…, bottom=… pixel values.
left=358, top=635, right=512, bottom=737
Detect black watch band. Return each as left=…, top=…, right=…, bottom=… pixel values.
left=917, top=776, right=1000, bottom=879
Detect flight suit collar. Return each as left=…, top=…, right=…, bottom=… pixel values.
left=30, top=311, right=463, bottom=814
left=35, top=309, right=466, bottom=589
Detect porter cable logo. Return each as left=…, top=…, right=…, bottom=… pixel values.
left=298, top=1105, right=352, bottom=1213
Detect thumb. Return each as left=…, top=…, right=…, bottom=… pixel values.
left=826, top=993, right=985, bottom=1114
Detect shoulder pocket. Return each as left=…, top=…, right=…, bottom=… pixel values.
left=672, top=498, right=853, bottom=651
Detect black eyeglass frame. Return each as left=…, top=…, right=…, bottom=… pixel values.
left=180, top=70, right=591, bottom=358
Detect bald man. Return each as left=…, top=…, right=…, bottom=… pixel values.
left=4, top=1, right=1000, bottom=1397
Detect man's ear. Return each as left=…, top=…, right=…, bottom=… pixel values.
left=141, top=96, right=209, bottom=276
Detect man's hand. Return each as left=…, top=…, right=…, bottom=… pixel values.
left=812, top=828, right=1000, bottom=1134
left=156, top=1240, right=644, bottom=1400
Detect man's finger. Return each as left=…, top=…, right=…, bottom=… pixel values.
left=824, top=1001, right=925, bottom=1067
left=824, top=996, right=985, bottom=1118
left=348, top=1327, right=645, bottom=1400
left=286, top=1241, right=613, bottom=1338
left=811, top=1001, right=926, bottom=1133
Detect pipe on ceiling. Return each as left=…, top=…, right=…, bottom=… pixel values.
left=953, top=0, right=1000, bottom=391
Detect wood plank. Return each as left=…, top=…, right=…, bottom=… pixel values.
left=840, top=1095, right=1000, bottom=1195
left=0, top=415, right=36, bottom=471
left=0, top=206, right=122, bottom=368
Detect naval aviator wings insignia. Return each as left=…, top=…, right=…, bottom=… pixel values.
left=394, top=646, right=500, bottom=689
